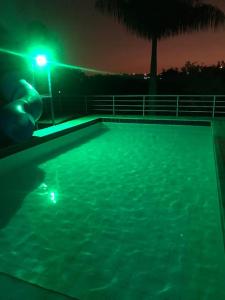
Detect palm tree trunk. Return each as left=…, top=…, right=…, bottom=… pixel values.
left=149, top=35, right=157, bottom=93
left=148, top=35, right=158, bottom=114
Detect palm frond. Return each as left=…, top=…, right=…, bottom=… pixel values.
left=95, top=0, right=225, bottom=40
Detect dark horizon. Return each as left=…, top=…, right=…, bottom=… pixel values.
left=0, top=0, right=225, bottom=75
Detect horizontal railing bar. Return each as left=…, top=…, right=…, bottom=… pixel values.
left=112, top=100, right=144, bottom=102
left=95, top=99, right=177, bottom=102
left=115, top=110, right=143, bottom=112
left=179, top=110, right=212, bottom=113
left=86, top=94, right=225, bottom=97
left=91, top=105, right=176, bottom=111
left=100, top=108, right=176, bottom=112
left=115, top=100, right=145, bottom=102
left=86, top=95, right=114, bottom=98
left=91, top=109, right=113, bottom=111
left=178, top=105, right=212, bottom=108
left=178, top=100, right=213, bottom=103
left=93, top=109, right=213, bottom=112
left=144, top=105, right=177, bottom=107
left=89, top=98, right=215, bottom=101
left=115, top=105, right=143, bottom=107
left=56, top=94, right=225, bottom=98
left=91, top=105, right=113, bottom=107
left=90, top=100, right=113, bottom=102
left=92, top=104, right=213, bottom=108
left=89, top=99, right=215, bottom=103
left=87, top=95, right=148, bottom=97
left=144, top=109, right=176, bottom=112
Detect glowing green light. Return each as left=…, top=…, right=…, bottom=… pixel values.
left=16, top=104, right=23, bottom=113
left=0, top=47, right=115, bottom=74
left=50, top=192, right=56, bottom=204
left=35, top=54, right=47, bottom=67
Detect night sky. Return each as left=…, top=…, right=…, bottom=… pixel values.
left=1, top=0, right=225, bottom=74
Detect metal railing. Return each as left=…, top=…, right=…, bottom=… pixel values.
left=86, top=94, right=225, bottom=117
left=38, top=94, right=225, bottom=126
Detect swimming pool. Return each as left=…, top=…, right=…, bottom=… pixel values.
left=0, top=119, right=225, bottom=299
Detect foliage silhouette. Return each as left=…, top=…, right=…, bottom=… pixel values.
left=95, top=0, right=225, bottom=94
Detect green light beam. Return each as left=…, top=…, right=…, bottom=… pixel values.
left=51, top=61, right=114, bottom=74
left=0, top=47, right=115, bottom=75
left=0, top=47, right=27, bottom=59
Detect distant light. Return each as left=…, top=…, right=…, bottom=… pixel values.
left=35, top=54, right=48, bottom=67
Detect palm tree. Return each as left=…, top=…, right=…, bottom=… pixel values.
left=95, top=0, right=225, bottom=95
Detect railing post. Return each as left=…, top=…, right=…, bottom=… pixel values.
left=85, top=96, right=88, bottom=114
left=176, top=96, right=179, bottom=117
left=212, top=95, right=216, bottom=118
left=143, top=95, right=145, bottom=116
left=113, top=96, right=115, bottom=115
left=47, top=67, right=55, bottom=125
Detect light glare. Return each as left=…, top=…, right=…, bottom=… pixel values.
left=50, top=192, right=56, bottom=204
left=36, top=55, right=47, bottom=67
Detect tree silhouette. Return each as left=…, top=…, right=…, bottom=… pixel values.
left=95, top=0, right=225, bottom=95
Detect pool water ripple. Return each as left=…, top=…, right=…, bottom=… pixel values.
left=0, top=122, right=225, bottom=299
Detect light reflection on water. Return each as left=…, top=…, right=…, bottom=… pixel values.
left=0, top=122, right=224, bottom=300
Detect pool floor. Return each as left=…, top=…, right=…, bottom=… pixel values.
left=0, top=122, right=225, bottom=299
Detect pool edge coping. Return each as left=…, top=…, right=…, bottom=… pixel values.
left=212, top=122, right=225, bottom=251
left=0, top=116, right=211, bottom=160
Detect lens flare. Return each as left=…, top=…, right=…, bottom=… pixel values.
left=36, top=55, right=48, bottom=67
left=0, top=47, right=114, bottom=74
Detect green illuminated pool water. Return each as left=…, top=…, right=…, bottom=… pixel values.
left=0, top=122, right=225, bottom=299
